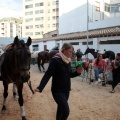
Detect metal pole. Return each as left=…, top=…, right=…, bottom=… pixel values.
left=86, top=0, right=89, bottom=60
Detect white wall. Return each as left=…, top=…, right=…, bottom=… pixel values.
left=89, top=17, right=120, bottom=30
left=46, top=41, right=56, bottom=50
left=59, top=4, right=87, bottom=34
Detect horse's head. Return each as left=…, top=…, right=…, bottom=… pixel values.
left=84, top=47, right=95, bottom=55
left=84, top=47, right=89, bottom=55
left=13, top=36, right=32, bottom=82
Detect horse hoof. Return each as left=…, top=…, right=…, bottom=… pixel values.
left=22, top=116, right=27, bottom=120
left=1, top=106, right=6, bottom=114
left=2, top=106, right=6, bottom=111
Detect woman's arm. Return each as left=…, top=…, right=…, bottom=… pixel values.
left=37, top=58, right=57, bottom=92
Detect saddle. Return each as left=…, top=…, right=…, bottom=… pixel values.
left=0, top=44, right=14, bottom=80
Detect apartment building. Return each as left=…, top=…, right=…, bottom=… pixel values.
left=88, top=0, right=120, bottom=22
left=0, top=17, right=22, bottom=37
left=22, top=0, right=59, bottom=39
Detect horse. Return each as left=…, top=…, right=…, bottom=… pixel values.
left=37, top=50, right=59, bottom=72
left=84, top=47, right=115, bottom=60
left=0, top=36, right=32, bottom=120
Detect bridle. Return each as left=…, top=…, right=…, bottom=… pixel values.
left=3, top=44, right=30, bottom=83
left=13, top=46, right=30, bottom=71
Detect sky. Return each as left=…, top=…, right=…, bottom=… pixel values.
left=59, top=0, right=86, bottom=16
left=0, top=0, right=23, bottom=18
left=0, top=0, right=87, bottom=17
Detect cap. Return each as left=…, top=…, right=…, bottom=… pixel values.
left=76, top=61, right=83, bottom=67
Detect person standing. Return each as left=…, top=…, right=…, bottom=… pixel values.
left=75, top=49, right=83, bottom=61
left=34, top=43, right=83, bottom=120
left=110, top=53, right=120, bottom=93
left=31, top=48, right=36, bottom=65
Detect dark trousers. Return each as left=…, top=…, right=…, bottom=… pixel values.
left=112, top=68, right=120, bottom=90
left=52, top=92, right=70, bottom=120
left=31, top=58, right=35, bottom=65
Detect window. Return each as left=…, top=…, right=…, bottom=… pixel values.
left=25, top=32, right=33, bottom=36
left=56, top=1, right=59, bottom=5
left=35, top=17, right=44, bottom=21
left=52, top=24, right=56, bottom=27
left=25, top=0, right=32, bottom=1
left=25, top=25, right=33, bottom=29
left=25, top=4, right=33, bottom=9
left=105, top=3, right=110, bottom=12
left=53, top=8, right=59, bottom=12
left=56, top=23, right=59, bottom=28
left=35, top=10, right=44, bottom=14
left=70, top=42, right=79, bottom=45
left=32, top=45, right=39, bottom=51
left=53, top=1, right=58, bottom=5
left=56, top=8, right=59, bottom=12
left=35, top=32, right=43, bottom=35
left=25, top=18, right=33, bottom=22
left=52, top=16, right=56, bottom=20
left=82, top=41, right=93, bottom=45
left=52, top=16, right=59, bottom=20
left=25, top=11, right=33, bottom=15
left=35, top=2, right=44, bottom=7
left=111, top=4, right=120, bottom=12
left=100, top=40, right=120, bottom=44
left=35, top=24, right=44, bottom=28
left=95, top=1, right=100, bottom=11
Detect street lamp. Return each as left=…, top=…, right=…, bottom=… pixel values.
left=86, top=0, right=89, bottom=59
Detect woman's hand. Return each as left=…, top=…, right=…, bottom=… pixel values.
left=34, top=88, right=40, bottom=93
left=76, top=66, right=83, bottom=74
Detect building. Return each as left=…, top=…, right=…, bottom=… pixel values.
left=29, top=0, right=120, bottom=59
left=22, top=0, right=59, bottom=39
left=0, top=17, right=22, bottom=38
left=59, top=0, right=120, bottom=34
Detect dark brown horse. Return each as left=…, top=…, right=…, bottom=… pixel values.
left=37, top=50, right=59, bottom=72
left=0, top=36, right=32, bottom=120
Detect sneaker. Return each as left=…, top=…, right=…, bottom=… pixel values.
left=110, top=89, right=115, bottom=93
left=94, top=81, right=99, bottom=84
left=98, top=78, right=101, bottom=82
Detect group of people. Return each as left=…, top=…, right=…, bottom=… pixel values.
left=33, top=42, right=120, bottom=120
left=93, top=53, right=120, bottom=93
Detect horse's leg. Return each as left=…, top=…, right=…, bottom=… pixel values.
left=37, top=57, right=41, bottom=72
left=41, top=59, right=45, bottom=72
left=1, top=81, right=8, bottom=112
left=17, top=83, right=26, bottom=120
left=13, top=83, right=19, bottom=100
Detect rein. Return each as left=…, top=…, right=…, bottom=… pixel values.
left=27, top=81, right=34, bottom=94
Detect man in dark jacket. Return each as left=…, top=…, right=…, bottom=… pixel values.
left=75, top=49, right=83, bottom=61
